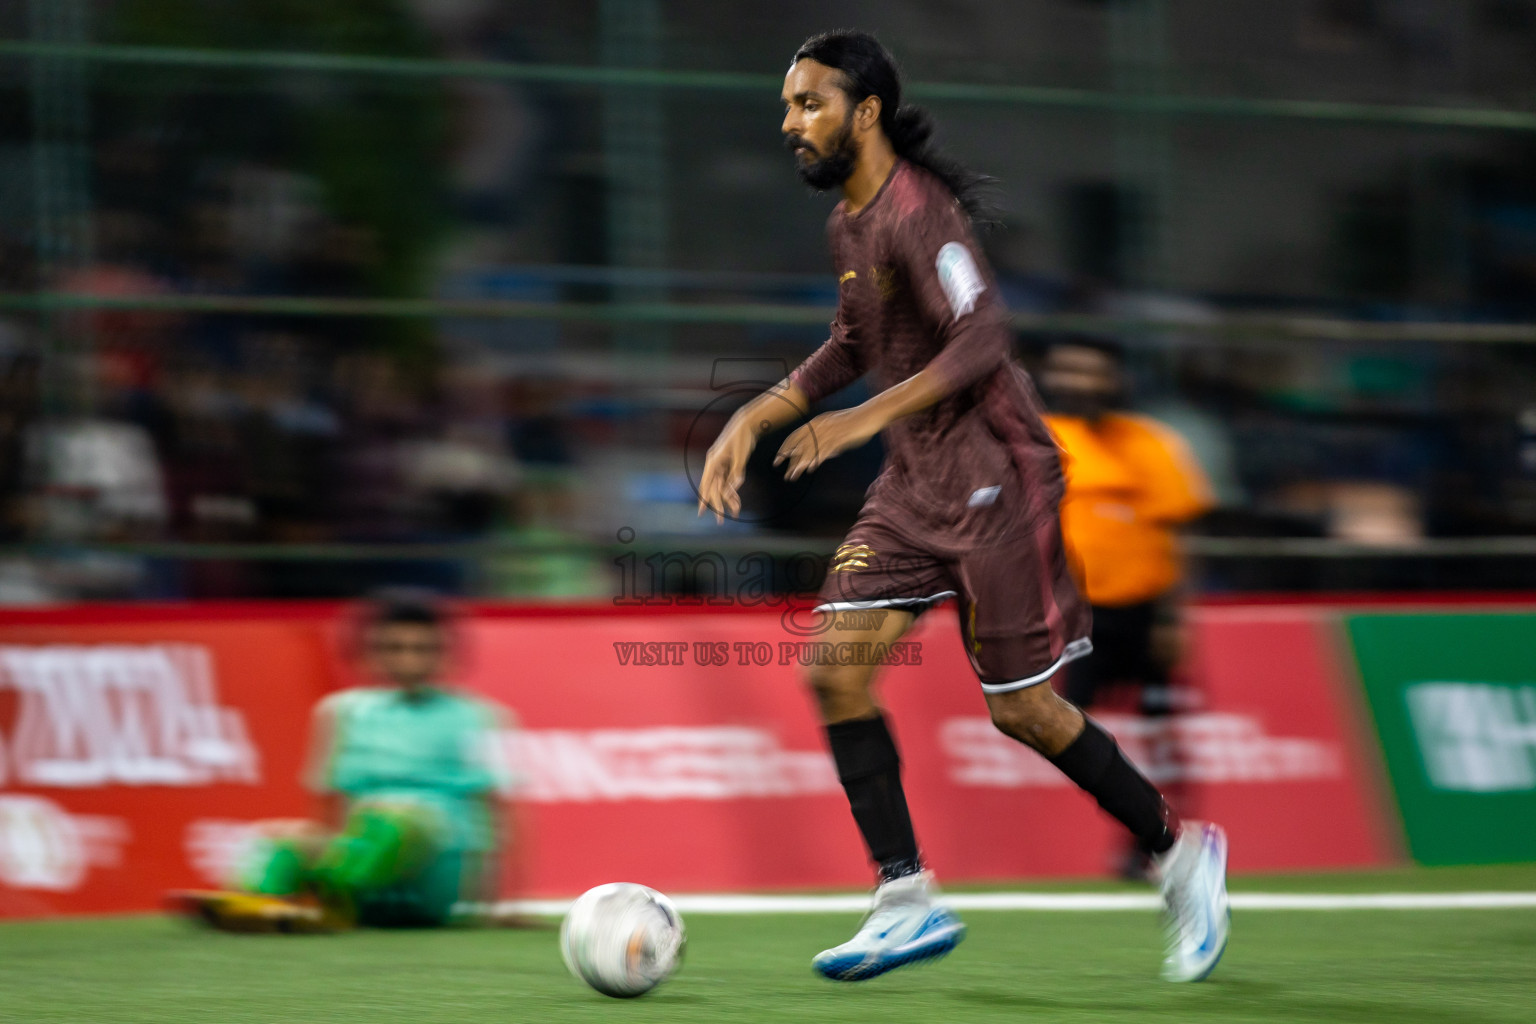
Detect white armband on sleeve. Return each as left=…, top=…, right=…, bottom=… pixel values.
left=936, top=241, right=985, bottom=318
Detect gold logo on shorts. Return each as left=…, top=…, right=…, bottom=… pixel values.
left=831, top=542, right=875, bottom=572
left=839, top=270, right=857, bottom=285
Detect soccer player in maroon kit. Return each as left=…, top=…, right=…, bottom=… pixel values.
left=699, top=30, right=1230, bottom=983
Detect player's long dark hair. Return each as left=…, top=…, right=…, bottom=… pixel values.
left=793, top=29, right=999, bottom=225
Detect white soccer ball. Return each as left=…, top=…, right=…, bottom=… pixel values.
left=559, top=882, right=686, bottom=998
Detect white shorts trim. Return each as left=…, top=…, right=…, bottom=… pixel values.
left=978, top=637, right=1094, bottom=693
left=813, top=590, right=958, bottom=614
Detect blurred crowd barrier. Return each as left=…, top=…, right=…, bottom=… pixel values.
left=4, top=597, right=1534, bottom=917
left=3, top=2, right=1536, bottom=601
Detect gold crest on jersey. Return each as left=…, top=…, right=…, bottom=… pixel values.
left=869, top=265, right=900, bottom=300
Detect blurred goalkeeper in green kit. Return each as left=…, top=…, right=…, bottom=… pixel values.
left=174, top=589, right=516, bottom=932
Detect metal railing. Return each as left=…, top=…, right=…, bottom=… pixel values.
left=4, top=39, right=1536, bottom=132
left=6, top=534, right=1536, bottom=564
left=3, top=291, right=1536, bottom=344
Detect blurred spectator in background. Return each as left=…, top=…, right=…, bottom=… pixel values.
left=0, top=338, right=38, bottom=544
left=1040, top=336, right=1214, bottom=877
left=330, top=352, right=431, bottom=543
left=0, top=340, right=52, bottom=604
left=408, top=362, right=521, bottom=540
left=488, top=369, right=609, bottom=599
left=175, top=589, right=519, bottom=931
left=21, top=344, right=174, bottom=600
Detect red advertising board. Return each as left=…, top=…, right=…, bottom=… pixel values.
left=0, top=616, right=329, bottom=917
left=0, top=600, right=1400, bottom=918
left=1173, top=606, right=1400, bottom=872
left=466, top=605, right=1399, bottom=896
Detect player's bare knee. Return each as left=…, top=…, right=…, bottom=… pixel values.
left=804, top=661, right=860, bottom=698
left=988, top=697, right=1044, bottom=747
left=804, top=662, right=870, bottom=714
left=988, top=684, right=1079, bottom=752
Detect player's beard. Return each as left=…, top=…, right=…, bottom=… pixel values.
left=787, top=112, right=859, bottom=191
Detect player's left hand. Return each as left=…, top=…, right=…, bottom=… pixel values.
left=775, top=407, right=883, bottom=480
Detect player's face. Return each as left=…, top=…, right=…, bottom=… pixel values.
left=781, top=59, right=859, bottom=190
left=1041, top=345, right=1123, bottom=422
left=365, top=622, right=447, bottom=690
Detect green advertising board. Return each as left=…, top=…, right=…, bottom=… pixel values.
left=1346, top=613, right=1536, bottom=865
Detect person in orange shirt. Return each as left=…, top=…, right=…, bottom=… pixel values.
left=1041, top=336, right=1215, bottom=874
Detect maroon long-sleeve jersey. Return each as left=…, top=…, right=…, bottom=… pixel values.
left=789, top=159, right=1065, bottom=550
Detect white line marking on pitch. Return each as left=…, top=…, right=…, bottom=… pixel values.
left=499, top=891, right=1536, bottom=916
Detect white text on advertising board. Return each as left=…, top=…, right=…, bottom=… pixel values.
left=508, top=727, right=839, bottom=802
left=1407, top=682, right=1536, bottom=793
left=942, top=713, right=1344, bottom=788
left=0, top=795, right=128, bottom=891
left=0, top=644, right=260, bottom=787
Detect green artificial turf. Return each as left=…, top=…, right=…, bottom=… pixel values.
left=3, top=866, right=1533, bottom=1024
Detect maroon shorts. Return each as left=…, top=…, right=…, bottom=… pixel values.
left=814, top=512, right=1093, bottom=692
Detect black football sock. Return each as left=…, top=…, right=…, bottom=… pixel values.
left=825, top=714, right=923, bottom=882
left=1048, top=717, right=1178, bottom=855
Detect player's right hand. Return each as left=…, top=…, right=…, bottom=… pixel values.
left=697, top=419, right=756, bottom=523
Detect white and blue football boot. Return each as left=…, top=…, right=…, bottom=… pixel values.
left=1155, top=821, right=1231, bottom=982
left=812, top=871, right=966, bottom=982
